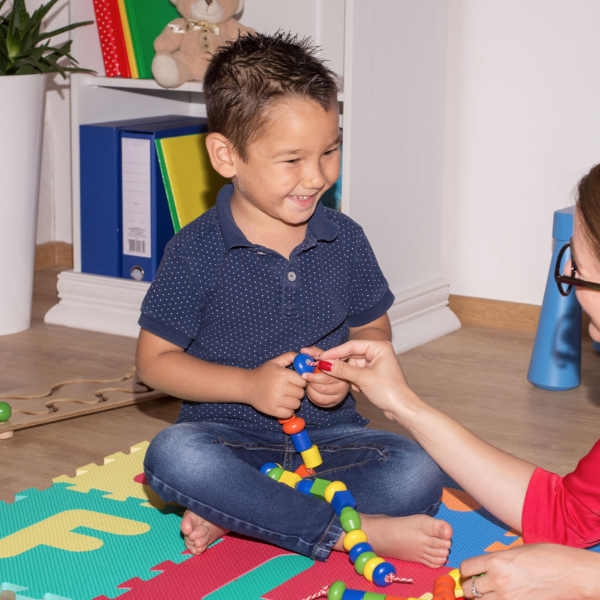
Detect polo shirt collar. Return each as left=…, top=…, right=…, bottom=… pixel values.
left=217, top=183, right=339, bottom=253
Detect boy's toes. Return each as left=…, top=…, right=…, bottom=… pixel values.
left=423, top=552, right=448, bottom=568
left=427, top=518, right=452, bottom=541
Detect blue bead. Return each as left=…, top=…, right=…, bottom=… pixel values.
left=291, top=429, right=312, bottom=452
left=341, top=590, right=365, bottom=600
left=296, top=479, right=314, bottom=495
left=331, top=489, right=356, bottom=515
left=372, top=561, right=396, bottom=587
left=349, top=542, right=373, bottom=564
left=293, top=353, right=315, bottom=374
left=259, top=462, right=280, bottom=475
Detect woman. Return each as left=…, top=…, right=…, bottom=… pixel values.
left=316, top=165, right=600, bottom=599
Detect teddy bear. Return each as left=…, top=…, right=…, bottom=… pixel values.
left=152, top=0, right=254, bottom=89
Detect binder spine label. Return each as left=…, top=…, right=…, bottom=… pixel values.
left=122, top=137, right=151, bottom=258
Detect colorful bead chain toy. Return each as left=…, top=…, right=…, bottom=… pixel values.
left=260, top=353, right=409, bottom=588
left=302, top=573, right=460, bottom=600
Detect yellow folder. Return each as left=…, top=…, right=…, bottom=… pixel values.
left=156, top=133, right=230, bottom=232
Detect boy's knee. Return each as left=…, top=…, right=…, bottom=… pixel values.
left=144, top=424, right=216, bottom=483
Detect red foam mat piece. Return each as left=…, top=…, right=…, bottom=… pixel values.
left=94, top=534, right=293, bottom=600
left=263, top=552, right=452, bottom=600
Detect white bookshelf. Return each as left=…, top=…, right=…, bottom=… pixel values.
left=46, top=0, right=460, bottom=352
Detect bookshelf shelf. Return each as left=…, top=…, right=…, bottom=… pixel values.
left=50, top=0, right=459, bottom=354
left=83, top=75, right=345, bottom=101
left=83, top=76, right=204, bottom=93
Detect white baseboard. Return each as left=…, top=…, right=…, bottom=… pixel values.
left=44, top=270, right=149, bottom=338
left=44, top=272, right=461, bottom=349
left=389, top=279, right=461, bottom=354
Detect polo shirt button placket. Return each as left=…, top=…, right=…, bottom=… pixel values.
left=283, top=264, right=299, bottom=318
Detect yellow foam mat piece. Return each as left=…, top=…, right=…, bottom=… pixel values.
left=53, top=441, right=166, bottom=508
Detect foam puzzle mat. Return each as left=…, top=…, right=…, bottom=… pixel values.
left=1, top=442, right=598, bottom=600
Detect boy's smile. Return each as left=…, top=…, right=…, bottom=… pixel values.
left=227, top=97, right=341, bottom=253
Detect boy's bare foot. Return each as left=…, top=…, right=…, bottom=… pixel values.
left=181, top=509, right=229, bottom=555
left=333, top=513, right=452, bottom=568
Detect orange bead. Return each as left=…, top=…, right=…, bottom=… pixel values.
left=433, top=591, right=454, bottom=600
left=278, top=416, right=295, bottom=424
left=435, top=575, right=456, bottom=588
left=282, top=417, right=306, bottom=435
left=434, top=583, right=454, bottom=594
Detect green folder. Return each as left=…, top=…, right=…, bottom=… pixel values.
left=123, top=0, right=180, bottom=79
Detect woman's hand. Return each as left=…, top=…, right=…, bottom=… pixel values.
left=461, top=544, right=600, bottom=600
left=317, top=339, right=418, bottom=421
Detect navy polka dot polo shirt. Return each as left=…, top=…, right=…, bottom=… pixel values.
left=139, top=184, right=394, bottom=431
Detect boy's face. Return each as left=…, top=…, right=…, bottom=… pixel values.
left=230, top=97, right=341, bottom=229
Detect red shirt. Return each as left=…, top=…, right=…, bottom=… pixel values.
left=522, top=439, right=600, bottom=547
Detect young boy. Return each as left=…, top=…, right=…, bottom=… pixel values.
left=137, top=32, right=452, bottom=567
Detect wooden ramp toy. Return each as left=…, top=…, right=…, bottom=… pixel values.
left=0, top=368, right=164, bottom=439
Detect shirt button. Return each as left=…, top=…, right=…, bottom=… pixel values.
left=287, top=271, right=296, bottom=281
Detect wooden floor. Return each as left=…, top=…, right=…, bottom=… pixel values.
left=1, top=268, right=599, bottom=503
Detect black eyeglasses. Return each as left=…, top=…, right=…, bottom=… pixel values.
left=554, top=239, right=600, bottom=296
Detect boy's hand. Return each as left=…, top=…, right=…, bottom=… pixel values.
left=300, top=346, right=350, bottom=409
left=244, top=352, right=307, bottom=419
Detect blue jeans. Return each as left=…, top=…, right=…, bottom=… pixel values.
left=144, top=422, right=443, bottom=562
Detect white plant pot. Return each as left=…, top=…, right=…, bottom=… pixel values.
left=0, top=73, right=48, bottom=335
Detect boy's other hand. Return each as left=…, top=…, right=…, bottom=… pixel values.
left=244, top=351, right=307, bottom=419
left=300, top=346, right=351, bottom=409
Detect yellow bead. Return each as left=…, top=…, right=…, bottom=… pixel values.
left=343, top=528, right=367, bottom=552
left=324, top=481, right=347, bottom=503
left=278, top=471, right=302, bottom=488
left=448, top=568, right=464, bottom=592
left=301, top=445, right=323, bottom=469
left=363, top=556, right=385, bottom=582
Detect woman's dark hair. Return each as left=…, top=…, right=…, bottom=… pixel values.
left=577, top=163, right=600, bottom=261
left=203, top=31, right=339, bottom=161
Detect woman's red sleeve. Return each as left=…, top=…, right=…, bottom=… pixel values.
left=522, top=439, right=600, bottom=548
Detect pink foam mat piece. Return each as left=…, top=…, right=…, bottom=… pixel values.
left=94, top=534, right=294, bottom=600
left=263, top=552, right=452, bottom=600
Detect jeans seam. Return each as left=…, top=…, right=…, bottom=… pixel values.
left=319, top=443, right=390, bottom=459
left=311, top=513, right=337, bottom=561
left=213, top=438, right=286, bottom=451
left=315, top=460, right=373, bottom=476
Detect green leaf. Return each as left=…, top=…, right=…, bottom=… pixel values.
left=36, top=20, right=94, bottom=42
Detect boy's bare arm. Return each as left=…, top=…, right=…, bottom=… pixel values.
left=348, top=313, right=392, bottom=342
left=136, top=329, right=307, bottom=419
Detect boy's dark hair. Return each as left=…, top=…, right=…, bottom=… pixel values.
left=203, top=31, right=339, bottom=161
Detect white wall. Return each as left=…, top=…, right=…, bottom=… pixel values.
left=31, top=0, right=73, bottom=244
left=442, top=0, right=600, bottom=305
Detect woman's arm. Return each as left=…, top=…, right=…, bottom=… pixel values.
left=318, top=339, right=536, bottom=531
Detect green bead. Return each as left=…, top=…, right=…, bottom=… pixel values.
left=340, top=507, right=361, bottom=532
left=354, top=551, right=377, bottom=575
left=309, top=477, right=331, bottom=500
left=327, top=581, right=346, bottom=600
left=0, top=401, right=11, bottom=422
left=267, top=467, right=284, bottom=481
left=363, top=593, right=387, bottom=600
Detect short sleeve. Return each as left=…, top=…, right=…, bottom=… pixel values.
left=138, top=248, right=204, bottom=348
left=347, top=227, right=394, bottom=328
left=522, top=440, right=600, bottom=548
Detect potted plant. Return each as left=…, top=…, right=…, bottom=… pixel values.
left=0, top=0, right=93, bottom=335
